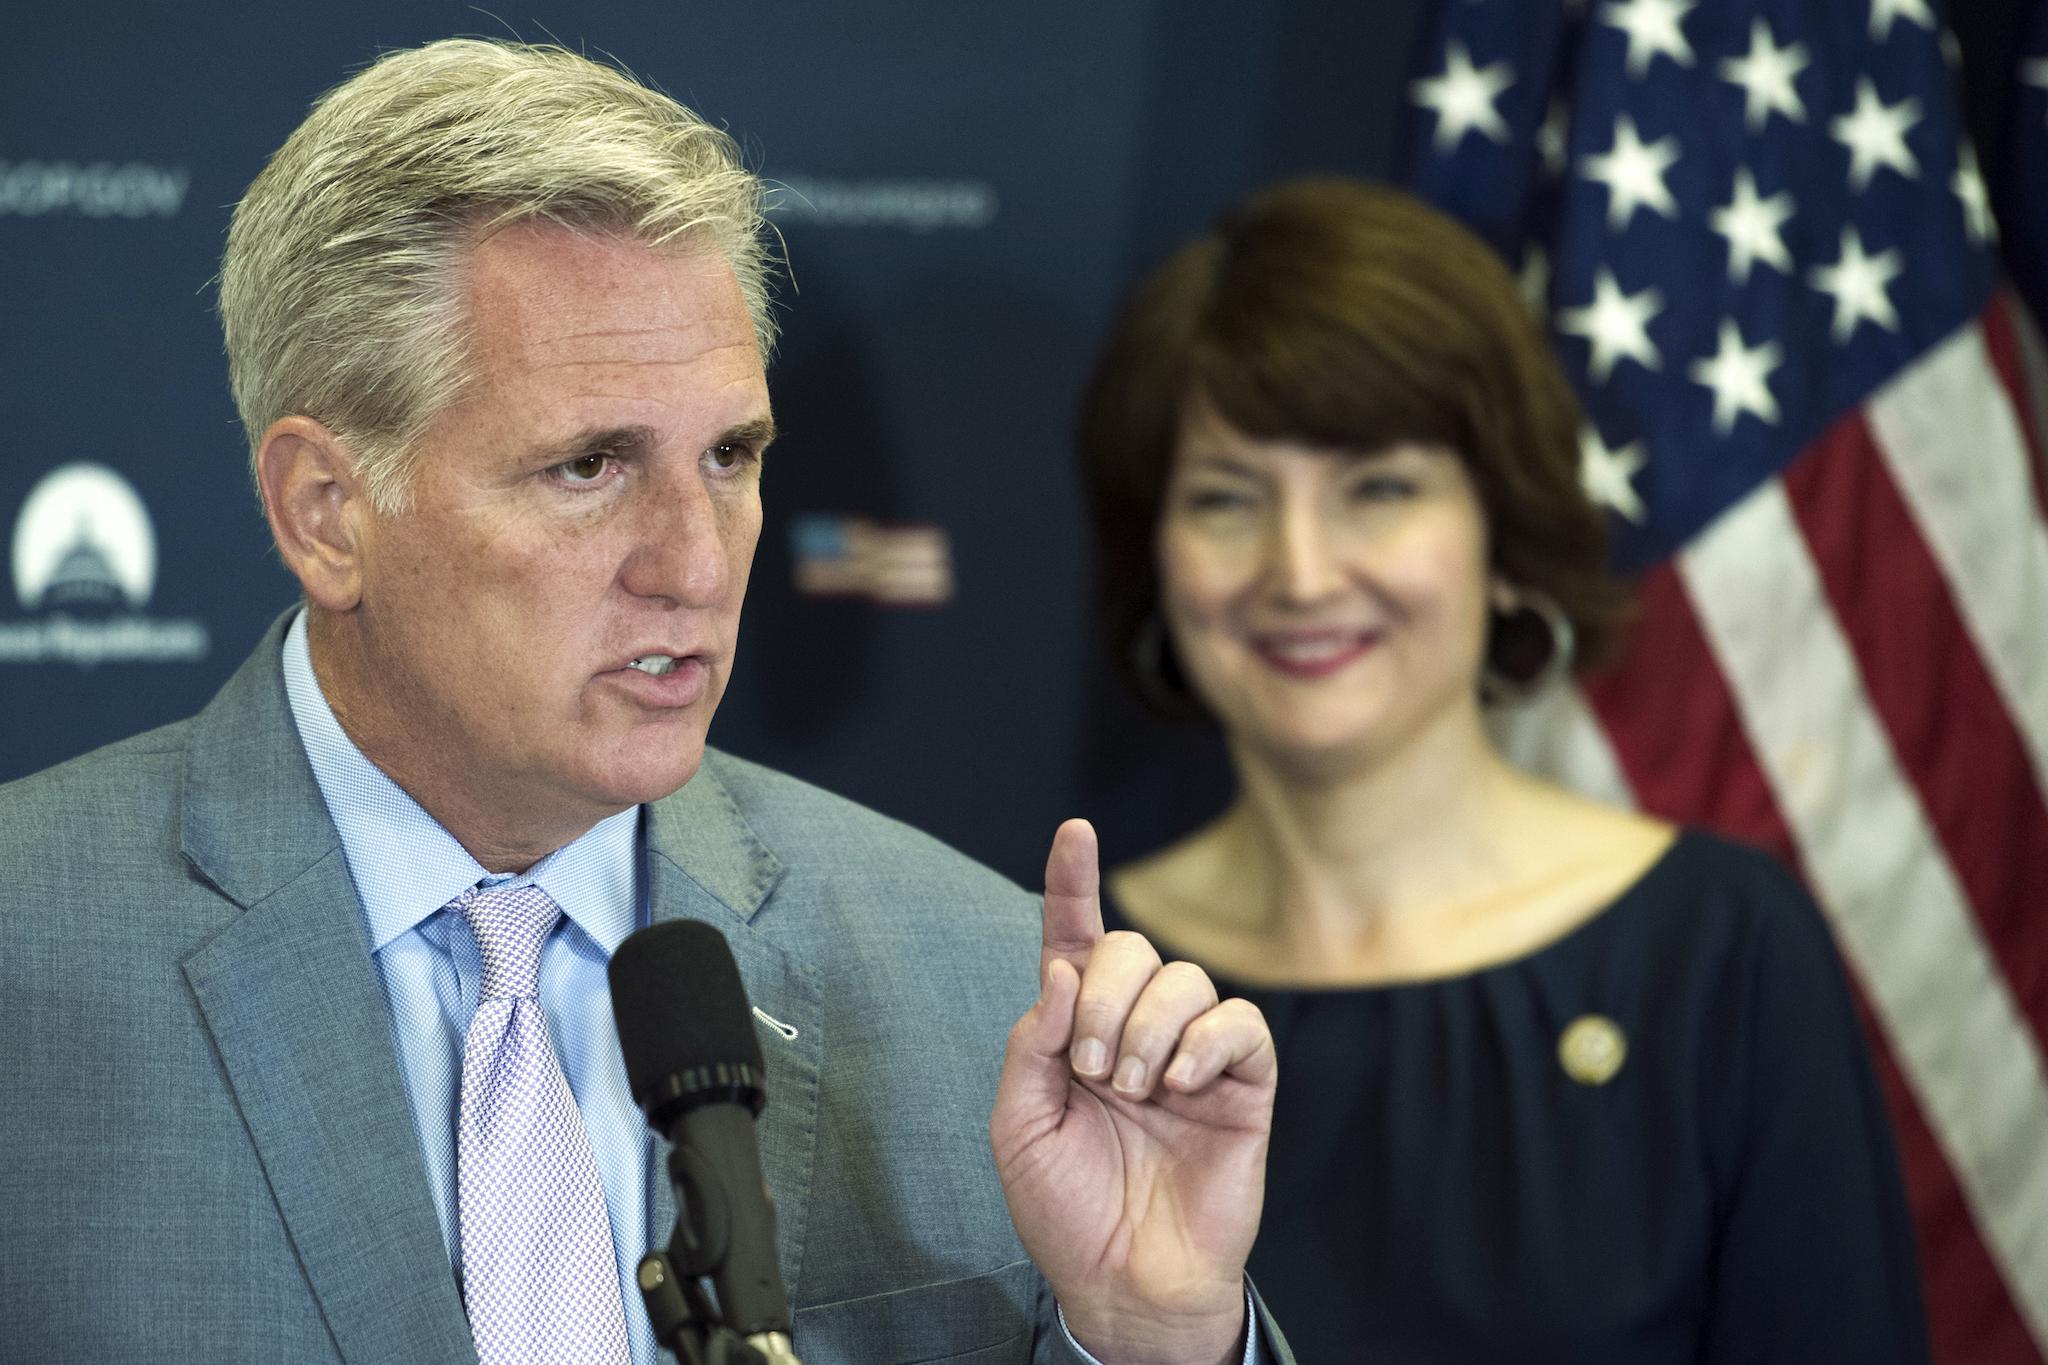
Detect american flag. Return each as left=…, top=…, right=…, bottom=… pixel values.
left=1400, top=0, right=2048, bottom=1359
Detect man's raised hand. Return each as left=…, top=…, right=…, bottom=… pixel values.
left=990, top=818, right=1277, bottom=1365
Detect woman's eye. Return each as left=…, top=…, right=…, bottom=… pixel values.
left=1351, top=475, right=1415, bottom=501
left=1184, top=487, right=1252, bottom=512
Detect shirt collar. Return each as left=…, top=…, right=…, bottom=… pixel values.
left=280, top=608, right=639, bottom=954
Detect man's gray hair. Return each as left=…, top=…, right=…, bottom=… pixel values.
left=219, top=39, right=775, bottom=512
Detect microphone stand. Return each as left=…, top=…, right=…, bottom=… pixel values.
left=636, top=1249, right=781, bottom=1365
left=638, top=1141, right=801, bottom=1365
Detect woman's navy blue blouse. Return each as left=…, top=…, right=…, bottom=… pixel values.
left=1106, top=830, right=1929, bottom=1363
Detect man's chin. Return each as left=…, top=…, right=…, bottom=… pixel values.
left=586, top=743, right=705, bottom=809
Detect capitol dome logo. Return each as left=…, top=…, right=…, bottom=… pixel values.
left=12, top=463, right=156, bottom=610
left=0, top=463, right=208, bottom=666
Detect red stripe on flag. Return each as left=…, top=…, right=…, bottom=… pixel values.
left=1584, top=562, right=2038, bottom=1363
left=1981, top=293, right=2048, bottom=522
left=1581, top=564, right=1792, bottom=861
left=1781, top=413, right=2048, bottom=1052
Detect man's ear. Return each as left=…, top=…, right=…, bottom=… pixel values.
left=256, top=416, right=372, bottom=611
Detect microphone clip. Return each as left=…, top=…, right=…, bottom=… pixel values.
left=636, top=1251, right=794, bottom=1365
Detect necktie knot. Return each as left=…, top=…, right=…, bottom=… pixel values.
left=453, top=884, right=561, bottom=1001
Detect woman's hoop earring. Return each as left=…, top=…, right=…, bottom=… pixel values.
left=1131, top=610, right=1189, bottom=712
left=1483, top=585, right=1576, bottom=703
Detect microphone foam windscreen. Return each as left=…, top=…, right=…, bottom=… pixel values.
left=608, top=919, right=765, bottom=1104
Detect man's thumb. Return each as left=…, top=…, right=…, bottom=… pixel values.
left=991, top=957, right=1082, bottom=1145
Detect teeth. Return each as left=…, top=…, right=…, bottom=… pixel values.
left=628, top=656, right=679, bottom=676
left=1265, top=638, right=1357, bottom=663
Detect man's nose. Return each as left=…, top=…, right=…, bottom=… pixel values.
left=619, top=467, right=735, bottom=606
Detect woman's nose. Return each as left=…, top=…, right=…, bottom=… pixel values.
left=1265, top=500, right=1347, bottom=603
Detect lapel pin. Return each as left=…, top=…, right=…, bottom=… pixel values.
left=1558, top=1014, right=1627, bottom=1086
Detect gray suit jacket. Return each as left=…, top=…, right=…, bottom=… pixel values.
left=0, top=621, right=1290, bottom=1364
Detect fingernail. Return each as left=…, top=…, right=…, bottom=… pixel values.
left=1073, top=1038, right=1107, bottom=1076
left=1165, top=1055, right=1197, bottom=1088
left=1114, top=1055, right=1147, bottom=1094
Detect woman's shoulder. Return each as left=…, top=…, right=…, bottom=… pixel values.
left=1648, top=823, right=1804, bottom=888
left=1577, top=825, right=1864, bottom=1047
left=1507, top=779, right=1819, bottom=935
left=1622, top=826, right=1831, bottom=946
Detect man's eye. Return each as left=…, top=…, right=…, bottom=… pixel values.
left=707, top=443, right=750, bottom=471
left=1184, top=487, right=1252, bottom=512
left=556, top=453, right=612, bottom=484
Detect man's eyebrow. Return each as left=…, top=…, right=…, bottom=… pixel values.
left=523, top=424, right=659, bottom=465
left=718, top=417, right=778, bottom=450
left=519, top=417, right=777, bottom=466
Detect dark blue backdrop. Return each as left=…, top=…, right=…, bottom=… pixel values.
left=0, top=2, right=1428, bottom=886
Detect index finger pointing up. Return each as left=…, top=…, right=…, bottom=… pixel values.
left=1041, top=817, right=1105, bottom=978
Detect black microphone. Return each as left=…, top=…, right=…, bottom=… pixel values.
left=610, top=920, right=799, bottom=1365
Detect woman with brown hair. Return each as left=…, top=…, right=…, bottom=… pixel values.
left=1076, top=178, right=1928, bottom=1363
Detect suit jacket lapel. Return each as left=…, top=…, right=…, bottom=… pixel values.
left=644, top=763, right=822, bottom=1305
left=179, top=618, right=475, bottom=1365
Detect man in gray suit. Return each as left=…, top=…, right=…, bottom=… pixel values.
left=0, top=38, right=1288, bottom=1365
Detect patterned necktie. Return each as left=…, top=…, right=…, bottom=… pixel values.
left=452, top=884, right=632, bottom=1365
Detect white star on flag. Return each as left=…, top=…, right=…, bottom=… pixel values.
left=1582, top=114, right=1682, bottom=231
left=1709, top=167, right=1796, bottom=284
left=1718, top=19, right=1808, bottom=131
left=1411, top=40, right=1514, bottom=152
left=1556, top=268, right=1664, bottom=381
left=1831, top=77, right=1922, bottom=190
left=1688, top=318, right=1782, bottom=433
left=1951, top=141, right=1995, bottom=244
left=1601, top=0, right=1697, bottom=78
left=1578, top=425, right=1648, bottom=522
left=1809, top=226, right=1904, bottom=342
left=1868, top=0, right=1936, bottom=42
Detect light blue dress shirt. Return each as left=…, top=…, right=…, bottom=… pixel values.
left=279, top=610, right=1253, bottom=1365
left=281, top=611, right=659, bottom=1364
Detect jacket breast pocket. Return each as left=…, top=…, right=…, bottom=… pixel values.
left=790, top=1257, right=1038, bottom=1364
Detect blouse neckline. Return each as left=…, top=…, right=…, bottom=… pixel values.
left=1115, top=828, right=1698, bottom=998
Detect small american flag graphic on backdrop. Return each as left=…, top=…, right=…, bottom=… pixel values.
left=1400, top=0, right=2048, bottom=1359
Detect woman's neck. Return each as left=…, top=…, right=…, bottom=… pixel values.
left=1224, top=705, right=1527, bottom=943
left=1117, top=698, right=1667, bottom=986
